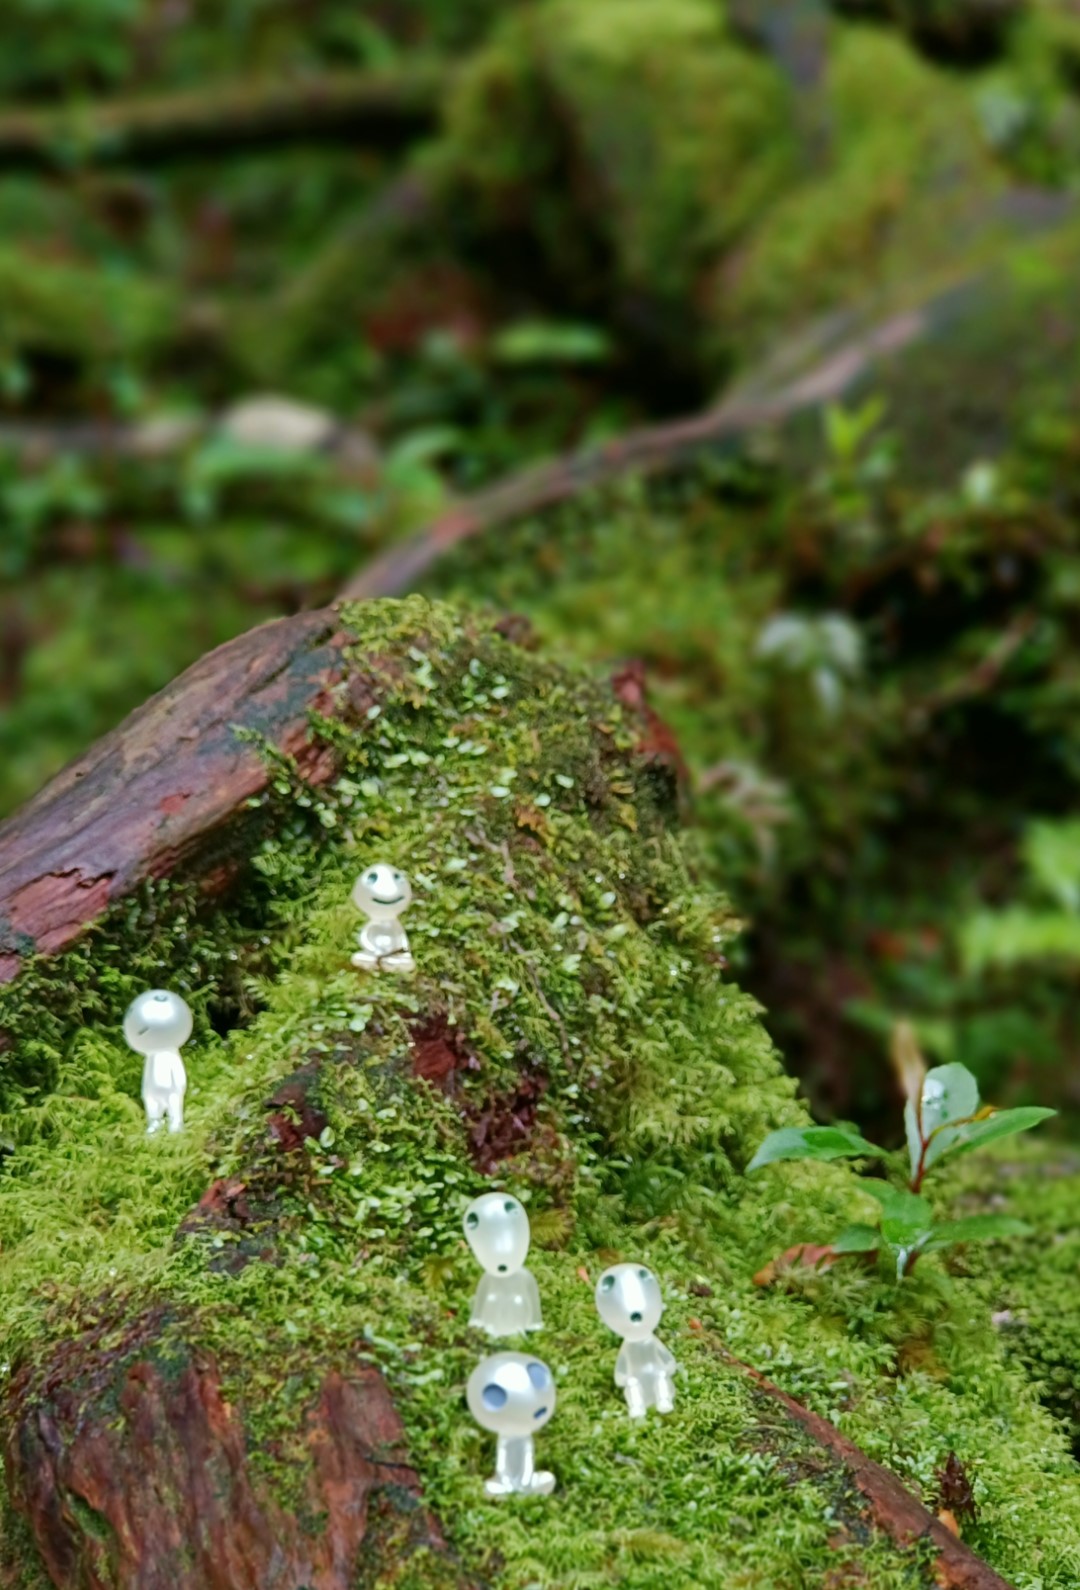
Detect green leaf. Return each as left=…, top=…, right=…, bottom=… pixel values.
left=747, top=1125, right=878, bottom=1173
left=864, top=1182, right=934, bottom=1244
left=921, top=1215, right=1031, bottom=1252
left=833, top=1224, right=880, bottom=1254
left=920, top=1063, right=980, bottom=1169
left=491, top=319, right=612, bottom=366
left=940, top=1106, right=1057, bottom=1163
left=1024, top=819, right=1080, bottom=913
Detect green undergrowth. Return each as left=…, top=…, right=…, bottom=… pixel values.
left=1, top=598, right=1079, bottom=1588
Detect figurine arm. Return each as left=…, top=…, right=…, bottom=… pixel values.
left=655, top=1340, right=677, bottom=1373
left=524, top=1269, right=544, bottom=1327
left=613, top=1342, right=630, bottom=1387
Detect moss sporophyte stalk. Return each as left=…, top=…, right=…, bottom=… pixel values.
left=0, top=600, right=1078, bottom=1589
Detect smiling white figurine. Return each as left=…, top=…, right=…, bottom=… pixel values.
left=464, top=1192, right=543, bottom=1337
left=123, top=989, right=193, bottom=1135
left=350, top=862, right=414, bottom=973
left=595, top=1262, right=677, bottom=1419
left=466, top=1351, right=557, bottom=1497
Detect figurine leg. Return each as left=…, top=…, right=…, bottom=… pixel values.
left=624, top=1381, right=648, bottom=1420
left=484, top=1476, right=515, bottom=1498
left=166, top=1090, right=185, bottom=1134
left=655, top=1373, right=675, bottom=1414
left=378, top=949, right=415, bottom=973
left=144, top=1091, right=166, bottom=1136
left=528, top=1470, right=556, bottom=1496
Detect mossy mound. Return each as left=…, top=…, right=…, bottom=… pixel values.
left=1, top=598, right=1078, bottom=1587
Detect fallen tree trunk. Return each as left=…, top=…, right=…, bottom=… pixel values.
left=0, top=598, right=1045, bottom=1588
left=0, top=609, right=352, bottom=984
left=0, top=67, right=445, bottom=169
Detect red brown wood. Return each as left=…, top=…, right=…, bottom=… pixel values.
left=0, top=609, right=350, bottom=984
left=721, top=1344, right=1014, bottom=1590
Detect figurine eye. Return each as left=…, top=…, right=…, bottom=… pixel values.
left=526, top=1362, right=550, bottom=1390
left=394, top=871, right=403, bottom=880
left=366, top=871, right=378, bottom=883
left=600, top=1275, right=615, bottom=1293
left=153, top=993, right=169, bottom=1003
left=503, top=1199, right=516, bottom=1214
left=534, top=1405, right=548, bottom=1419
left=482, top=1384, right=507, bottom=1411
left=637, top=1268, right=649, bottom=1280
left=465, top=1212, right=479, bottom=1231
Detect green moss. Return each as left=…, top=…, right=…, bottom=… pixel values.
left=719, top=25, right=1009, bottom=358
left=1, top=598, right=1078, bottom=1586
left=442, top=0, right=797, bottom=325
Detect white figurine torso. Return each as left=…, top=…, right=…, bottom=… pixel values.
left=615, top=1335, right=677, bottom=1413
left=470, top=1269, right=543, bottom=1336
left=143, top=1049, right=185, bottom=1095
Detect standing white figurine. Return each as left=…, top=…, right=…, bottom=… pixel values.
left=466, top=1351, right=557, bottom=1497
left=123, top=989, right=193, bottom=1135
left=595, top=1262, right=677, bottom=1419
left=351, top=863, right=415, bottom=972
left=464, top=1193, right=543, bottom=1336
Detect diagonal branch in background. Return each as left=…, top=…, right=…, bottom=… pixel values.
left=340, top=303, right=936, bottom=601
left=716, top=1341, right=1014, bottom=1590
left=0, top=66, right=446, bottom=169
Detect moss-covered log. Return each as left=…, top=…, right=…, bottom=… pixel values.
left=0, top=611, right=352, bottom=984
left=0, top=68, right=446, bottom=169
left=1, top=599, right=1077, bottom=1589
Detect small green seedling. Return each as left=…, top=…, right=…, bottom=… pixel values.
left=748, top=1027, right=1055, bottom=1277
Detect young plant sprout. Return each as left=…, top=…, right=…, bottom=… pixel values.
left=464, top=1192, right=543, bottom=1336
left=350, top=862, right=415, bottom=973
left=748, top=1027, right=1055, bottom=1278
left=466, top=1351, right=556, bottom=1497
left=123, top=989, right=193, bottom=1135
left=594, top=1263, right=677, bottom=1418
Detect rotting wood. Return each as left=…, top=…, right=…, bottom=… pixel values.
left=0, top=609, right=351, bottom=984
left=715, top=1340, right=1014, bottom=1590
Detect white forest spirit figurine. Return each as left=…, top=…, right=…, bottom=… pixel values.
left=595, top=1262, right=677, bottom=1419
left=351, top=863, right=415, bottom=973
left=123, top=989, right=193, bottom=1135
left=464, top=1192, right=543, bottom=1336
left=466, top=1351, right=557, bottom=1497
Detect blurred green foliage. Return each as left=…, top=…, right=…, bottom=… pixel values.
left=4, top=0, right=1080, bottom=1139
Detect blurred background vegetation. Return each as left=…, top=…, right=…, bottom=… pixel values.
left=5, top=0, right=1080, bottom=1141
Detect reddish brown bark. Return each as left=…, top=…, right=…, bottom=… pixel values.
left=7, top=1322, right=460, bottom=1590
left=719, top=1343, right=1014, bottom=1590
left=0, top=609, right=351, bottom=984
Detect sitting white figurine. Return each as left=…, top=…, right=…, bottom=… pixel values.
left=595, top=1262, right=677, bottom=1419
left=351, top=862, right=415, bottom=973
left=123, top=989, right=193, bottom=1136
left=466, top=1351, right=557, bottom=1497
left=465, top=1192, right=543, bottom=1337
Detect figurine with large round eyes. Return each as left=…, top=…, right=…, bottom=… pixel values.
left=350, top=862, right=415, bottom=973
left=466, top=1351, right=556, bottom=1497
left=123, top=989, right=193, bottom=1135
left=464, top=1193, right=543, bottom=1337
left=595, top=1262, right=677, bottom=1418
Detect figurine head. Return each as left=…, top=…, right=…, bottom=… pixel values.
left=123, top=989, right=193, bottom=1054
left=595, top=1263, right=664, bottom=1342
left=464, top=1192, right=530, bottom=1275
left=467, top=1351, right=556, bottom=1437
left=351, top=863, right=412, bottom=922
